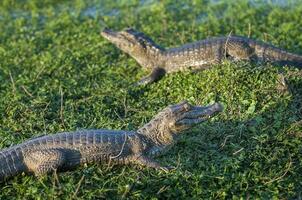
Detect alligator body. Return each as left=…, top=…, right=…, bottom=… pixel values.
left=101, top=28, right=302, bottom=85
left=0, top=101, right=222, bottom=181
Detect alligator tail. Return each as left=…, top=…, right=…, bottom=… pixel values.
left=251, top=39, right=302, bottom=69
left=0, top=148, right=26, bottom=181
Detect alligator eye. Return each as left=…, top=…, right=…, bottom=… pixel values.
left=183, top=103, right=191, bottom=111
left=125, top=27, right=134, bottom=32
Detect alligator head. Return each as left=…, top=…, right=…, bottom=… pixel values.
left=161, top=101, right=223, bottom=133
left=101, top=28, right=164, bottom=68
left=138, top=101, right=223, bottom=147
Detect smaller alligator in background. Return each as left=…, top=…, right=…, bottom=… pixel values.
left=101, top=28, right=302, bottom=85
left=0, top=101, right=222, bottom=181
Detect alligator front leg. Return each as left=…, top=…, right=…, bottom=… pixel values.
left=134, top=155, right=171, bottom=172
left=136, top=67, right=166, bottom=85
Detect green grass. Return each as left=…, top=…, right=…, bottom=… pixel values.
left=0, top=0, right=302, bottom=199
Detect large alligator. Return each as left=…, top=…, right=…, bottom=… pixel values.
left=0, top=101, right=222, bottom=181
left=101, top=28, right=302, bottom=85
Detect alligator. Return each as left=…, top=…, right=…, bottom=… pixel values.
left=101, top=28, right=302, bottom=85
left=0, top=101, right=222, bottom=181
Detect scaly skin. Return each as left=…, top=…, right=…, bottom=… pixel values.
left=0, top=101, right=222, bottom=181
left=101, top=28, right=302, bottom=85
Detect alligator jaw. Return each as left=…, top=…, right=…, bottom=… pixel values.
left=101, top=28, right=119, bottom=43
left=175, top=102, right=223, bottom=127
left=100, top=28, right=138, bottom=55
